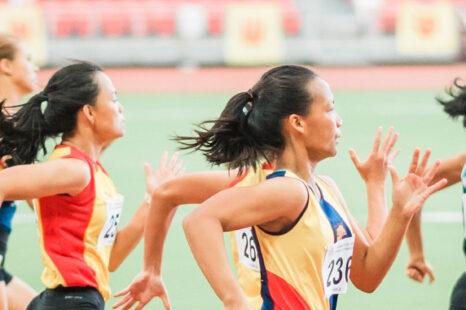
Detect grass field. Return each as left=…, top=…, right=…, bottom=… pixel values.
left=7, top=88, right=465, bottom=309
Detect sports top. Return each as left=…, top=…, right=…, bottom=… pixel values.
left=34, top=145, right=123, bottom=300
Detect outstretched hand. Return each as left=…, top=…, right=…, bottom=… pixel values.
left=113, top=272, right=171, bottom=310
left=145, top=151, right=185, bottom=195
left=406, top=256, right=435, bottom=284
left=349, top=126, right=399, bottom=184
left=389, top=148, right=447, bottom=218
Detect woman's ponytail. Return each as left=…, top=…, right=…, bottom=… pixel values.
left=437, top=78, right=466, bottom=127
left=175, top=91, right=268, bottom=173
left=0, top=61, right=102, bottom=165
left=0, top=92, right=50, bottom=165
left=176, top=65, right=316, bottom=173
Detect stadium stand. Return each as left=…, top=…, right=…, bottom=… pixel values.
left=38, top=0, right=300, bottom=38
left=379, top=0, right=466, bottom=33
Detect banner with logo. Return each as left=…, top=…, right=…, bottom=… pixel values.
left=396, top=1, right=460, bottom=57
left=0, top=4, right=47, bottom=65
left=225, top=2, right=283, bottom=65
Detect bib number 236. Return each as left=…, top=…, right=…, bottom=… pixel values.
left=322, top=236, right=354, bottom=298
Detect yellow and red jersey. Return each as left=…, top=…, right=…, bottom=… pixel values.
left=252, top=170, right=353, bottom=310
left=34, top=145, right=123, bottom=301
left=229, top=162, right=274, bottom=309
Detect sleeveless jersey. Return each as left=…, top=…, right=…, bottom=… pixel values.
left=34, top=145, right=123, bottom=301
left=229, top=162, right=274, bottom=309
left=252, top=170, right=353, bottom=310
left=0, top=201, right=16, bottom=233
left=0, top=165, right=17, bottom=233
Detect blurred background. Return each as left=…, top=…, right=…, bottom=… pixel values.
left=1, top=1, right=466, bottom=309
left=0, top=0, right=465, bottom=67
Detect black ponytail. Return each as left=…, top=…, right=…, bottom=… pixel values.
left=0, top=62, right=102, bottom=165
left=175, top=65, right=316, bottom=173
left=437, top=78, right=466, bottom=127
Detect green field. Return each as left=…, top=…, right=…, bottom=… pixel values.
left=8, top=89, right=465, bottom=309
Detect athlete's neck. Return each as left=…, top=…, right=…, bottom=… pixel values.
left=61, top=136, right=103, bottom=161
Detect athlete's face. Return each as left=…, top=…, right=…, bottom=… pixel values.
left=300, top=77, right=342, bottom=162
left=92, top=72, right=125, bottom=143
left=9, top=41, right=38, bottom=95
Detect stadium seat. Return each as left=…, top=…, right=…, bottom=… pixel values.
left=144, top=1, right=176, bottom=35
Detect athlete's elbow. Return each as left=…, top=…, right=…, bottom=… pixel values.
left=352, top=278, right=381, bottom=293
left=107, top=259, right=121, bottom=272
left=151, top=181, right=177, bottom=207
left=182, top=212, right=197, bottom=236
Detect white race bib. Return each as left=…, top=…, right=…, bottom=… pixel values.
left=322, top=236, right=354, bottom=298
left=235, top=227, right=260, bottom=271
left=97, top=196, right=124, bottom=248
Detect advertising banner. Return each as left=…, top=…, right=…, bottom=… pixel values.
left=0, top=4, right=47, bottom=65
left=225, top=2, right=283, bottom=65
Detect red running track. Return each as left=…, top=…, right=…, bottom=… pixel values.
left=37, top=64, right=466, bottom=92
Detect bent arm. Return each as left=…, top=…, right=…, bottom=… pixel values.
left=108, top=198, right=149, bottom=272
left=320, top=173, right=440, bottom=292
left=404, top=151, right=465, bottom=280
left=430, top=151, right=465, bottom=187
left=143, top=171, right=236, bottom=273
left=318, top=177, right=398, bottom=291
left=406, top=152, right=465, bottom=256
left=183, top=178, right=307, bottom=308
left=0, top=159, right=90, bottom=201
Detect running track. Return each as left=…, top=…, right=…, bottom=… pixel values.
left=37, top=64, right=466, bottom=92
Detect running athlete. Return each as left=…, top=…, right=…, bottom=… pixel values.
left=113, top=126, right=399, bottom=310
left=181, top=65, right=446, bottom=310
left=0, top=62, right=183, bottom=310
left=405, top=79, right=466, bottom=310
left=114, top=65, right=443, bottom=310
left=0, top=33, right=39, bottom=310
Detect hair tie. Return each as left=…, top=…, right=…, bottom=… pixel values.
left=242, top=101, right=253, bottom=116
left=243, top=89, right=254, bottom=116
left=247, top=89, right=254, bottom=100
left=37, top=92, right=48, bottom=115
left=40, top=100, right=48, bottom=115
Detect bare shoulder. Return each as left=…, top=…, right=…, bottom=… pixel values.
left=256, top=176, right=309, bottom=206
left=42, top=158, right=91, bottom=195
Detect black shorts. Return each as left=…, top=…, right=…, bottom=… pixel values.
left=26, top=286, right=105, bottom=310
left=451, top=272, right=466, bottom=310
left=0, top=229, right=12, bottom=285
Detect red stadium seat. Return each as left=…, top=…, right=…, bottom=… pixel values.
left=42, top=1, right=97, bottom=37
left=144, top=1, right=176, bottom=35
left=37, top=0, right=301, bottom=37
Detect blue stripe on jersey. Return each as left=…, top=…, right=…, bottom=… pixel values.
left=0, top=201, right=17, bottom=233
left=251, top=227, right=274, bottom=310
left=266, top=170, right=286, bottom=180
left=330, top=295, right=337, bottom=310
left=316, top=184, right=352, bottom=310
left=317, top=186, right=352, bottom=242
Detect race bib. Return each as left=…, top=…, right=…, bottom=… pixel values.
left=97, top=196, right=124, bottom=248
left=322, top=236, right=354, bottom=298
left=235, top=227, right=260, bottom=271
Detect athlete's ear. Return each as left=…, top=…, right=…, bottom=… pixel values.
left=0, top=58, right=12, bottom=76
left=82, top=104, right=95, bottom=125
left=287, top=114, right=305, bottom=134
